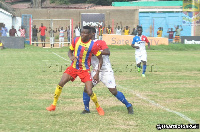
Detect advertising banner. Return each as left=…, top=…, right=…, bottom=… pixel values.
left=102, top=34, right=168, bottom=45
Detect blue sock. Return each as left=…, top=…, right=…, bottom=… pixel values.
left=115, top=91, right=132, bottom=108
left=83, top=92, right=90, bottom=111
left=142, top=65, right=146, bottom=74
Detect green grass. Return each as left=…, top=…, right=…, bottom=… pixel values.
left=0, top=44, right=200, bottom=132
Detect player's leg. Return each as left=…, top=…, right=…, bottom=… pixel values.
left=62, top=37, right=64, bottom=47
left=81, top=70, right=104, bottom=115
left=141, top=52, right=147, bottom=77
left=59, top=37, right=61, bottom=47
left=81, top=70, right=100, bottom=114
left=102, top=71, right=133, bottom=114
left=135, top=54, right=141, bottom=72
left=44, top=35, right=46, bottom=47
left=46, top=73, right=73, bottom=111
left=46, top=66, right=76, bottom=111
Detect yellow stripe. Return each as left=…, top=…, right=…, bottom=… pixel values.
left=81, top=40, right=91, bottom=70
left=69, top=45, right=74, bottom=50
left=72, top=38, right=81, bottom=68
left=95, top=51, right=101, bottom=56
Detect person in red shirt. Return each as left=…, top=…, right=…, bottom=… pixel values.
left=39, top=23, right=47, bottom=47
left=18, top=26, right=26, bottom=38
left=167, top=28, right=176, bottom=43
left=46, top=26, right=105, bottom=116
left=9, top=26, right=18, bottom=37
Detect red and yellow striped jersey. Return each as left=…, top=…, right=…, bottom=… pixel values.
left=70, top=37, right=101, bottom=70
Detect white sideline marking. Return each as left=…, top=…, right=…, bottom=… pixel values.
left=52, top=51, right=196, bottom=124
left=52, top=52, right=71, bottom=62
left=117, top=85, right=196, bottom=124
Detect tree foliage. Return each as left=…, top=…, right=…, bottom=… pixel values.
left=50, top=0, right=135, bottom=6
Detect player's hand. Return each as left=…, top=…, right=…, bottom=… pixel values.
left=135, top=46, right=140, bottom=49
left=93, top=72, right=99, bottom=83
left=70, top=56, right=78, bottom=61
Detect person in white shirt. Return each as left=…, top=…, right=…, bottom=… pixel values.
left=81, top=27, right=133, bottom=115
left=58, top=27, right=66, bottom=47
left=115, top=22, right=123, bottom=35
left=131, top=26, right=150, bottom=77
left=74, top=23, right=81, bottom=37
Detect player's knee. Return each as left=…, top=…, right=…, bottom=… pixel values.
left=86, top=90, right=93, bottom=96
left=109, top=88, right=117, bottom=96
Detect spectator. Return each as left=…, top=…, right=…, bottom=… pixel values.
left=1, top=24, right=8, bottom=37
left=18, top=26, right=26, bottom=38
left=39, top=23, right=47, bottom=47
left=98, top=23, right=105, bottom=40
left=9, top=26, right=18, bottom=37
left=106, top=25, right=112, bottom=34
left=0, top=40, right=3, bottom=50
left=131, top=28, right=137, bottom=36
left=67, top=26, right=71, bottom=46
left=94, top=26, right=98, bottom=39
left=123, top=26, right=130, bottom=35
left=174, top=25, right=183, bottom=43
left=167, top=28, right=176, bottom=43
left=58, top=27, right=66, bottom=48
left=115, top=22, right=122, bottom=35
left=74, top=23, right=81, bottom=37
left=157, top=27, right=162, bottom=37
left=32, top=25, right=38, bottom=46
left=49, top=27, right=57, bottom=48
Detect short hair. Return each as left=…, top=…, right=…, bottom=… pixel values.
left=83, top=26, right=91, bottom=33
left=138, top=26, right=142, bottom=30
left=90, top=27, right=96, bottom=33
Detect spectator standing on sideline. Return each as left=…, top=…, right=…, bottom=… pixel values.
left=74, top=23, right=81, bottom=37
left=167, top=28, right=176, bottom=43
left=174, top=25, right=183, bottom=43
left=32, top=25, right=39, bottom=46
left=58, top=27, right=66, bottom=48
left=39, top=23, right=47, bottom=47
left=106, top=25, right=112, bottom=34
left=67, top=26, right=71, bottom=46
left=115, top=22, right=122, bottom=35
left=9, top=26, right=18, bottom=37
left=157, top=27, right=162, bottom=37
left=98, top=23, right=105, bottom=40
left=49, top=27, right=57, bottom=48
left=123, top=26, right=130, bottom=35
left=0, top=40, right=3, bottom=50
left=131, top=28, right=137, bottom=36
left=1, top=24, right=8, bottom=37
left=19, top=26, right=26, bottom=38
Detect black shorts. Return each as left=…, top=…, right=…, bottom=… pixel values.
left=40, top=35, right=45, bottom=41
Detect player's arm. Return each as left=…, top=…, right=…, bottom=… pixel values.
left=180, top=25, right=183, bottom=31
left=131, top=37, right=139, bottom=49
left=146, top=37, right=150, bottom=49
left=68, top=49, right=77, bottom=61
left=93, top=54, right=103, bottom=82
left=101, top=48, right=110, bottom=55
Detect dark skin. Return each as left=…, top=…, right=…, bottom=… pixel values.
left=59, top=28, right=103, bottom=96
left=131, top=28, right=150, bottom=67
left=83, top=28, right=118, bottom=96
left=39, top=23, right=47, bottom=47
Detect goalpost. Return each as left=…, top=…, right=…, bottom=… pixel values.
left=30, top=18, right=73, bottom=48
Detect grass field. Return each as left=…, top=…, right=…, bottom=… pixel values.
left=0, top=44, right=200, bottom=132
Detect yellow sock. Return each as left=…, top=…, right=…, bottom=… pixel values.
left=90, top=92, right=100, bottom=108
left=52, top=85, right=63, bottom=106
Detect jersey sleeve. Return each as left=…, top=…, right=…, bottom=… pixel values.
left=91, top=42, right=101, bottom=56
left=95, top=40, right=108, bottom=50
left=132, top=37, right=136, bottom=45
left=145, top=36, right=149, bottom=43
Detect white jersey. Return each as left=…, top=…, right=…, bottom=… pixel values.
left=115, top=28, right=122, bottom=35
left=75, top=28, right=80, bottom=37
left=132, top=35, right=149, bottom=55
left=91, top=40, right=113, bottom=72
left=91, top=39, right=116, bottom=88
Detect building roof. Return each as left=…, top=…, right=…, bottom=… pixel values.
left=0, top=8, right=13, bottom=16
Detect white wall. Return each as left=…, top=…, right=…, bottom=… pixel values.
left=0, top=11, right=12, bottom=36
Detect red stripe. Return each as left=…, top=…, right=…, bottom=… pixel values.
left=78, top=47, right=85, bottom=69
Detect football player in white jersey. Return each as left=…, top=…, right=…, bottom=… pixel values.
left=82, top=27, right=133, bottom=114
left=131, top=26, right=150, bottom=77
